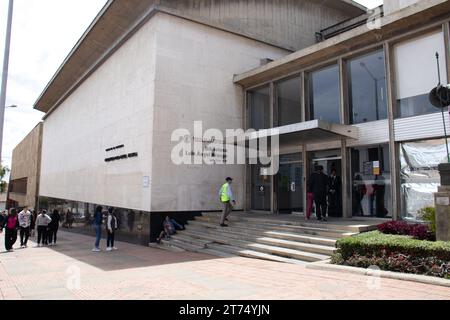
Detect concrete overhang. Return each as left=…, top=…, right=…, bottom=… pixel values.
left=34, top=0, right=367, bottom=116
left=234, top=0, right=450, bottom=88
left=245, top=120, right=359, bottom=145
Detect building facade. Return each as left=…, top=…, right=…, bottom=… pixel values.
left=7, top=122, right=43, bottom=210
left=32, top=0, right=362, bottom=244
left=235, top=0, right=450, bottom=222
left=13, top=0, right=448, bottom=245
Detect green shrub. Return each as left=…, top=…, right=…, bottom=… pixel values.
left=419, top=207, right=436, bottom=235
left=336, top=231, right=450, bottom=261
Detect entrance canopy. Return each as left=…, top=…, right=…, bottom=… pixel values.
left=244, top=120, right=359, bottom=145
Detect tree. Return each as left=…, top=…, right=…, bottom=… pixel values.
left=0, top=163, right=10, bottom=193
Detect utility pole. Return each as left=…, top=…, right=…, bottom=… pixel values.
left=0, top=0, right=14, bottom=165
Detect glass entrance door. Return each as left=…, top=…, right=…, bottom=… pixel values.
left=251, top=164, right=271, bottom=211
left=277, top=153, right=303, bottom=214
left=308, top=149, right=343, bottom=218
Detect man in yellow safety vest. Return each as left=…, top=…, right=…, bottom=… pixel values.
left=219, top=177, right=236, bottom=227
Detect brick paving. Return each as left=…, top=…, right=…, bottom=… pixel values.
left=0, top=231, right=449, bottom=300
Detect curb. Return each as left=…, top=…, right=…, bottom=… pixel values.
left=306, top=259, right=450, bottom=288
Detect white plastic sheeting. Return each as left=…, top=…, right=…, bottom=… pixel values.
left=400, top=138, right=449, bottom=220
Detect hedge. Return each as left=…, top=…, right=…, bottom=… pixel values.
left=336, top=231, right=450, bottom=262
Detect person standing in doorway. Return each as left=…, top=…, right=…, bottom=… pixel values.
left=92, top=206, right=103, bottom=252
left=48, top=209, right=61, bottom=246
left=106, top=208, right=118, bottom=251
left=35, top=210, right=52, bottom=247
left=2, top=209, right=19, bottom=252
left=327, top=169, right=342, bottom=217
left=18, top=206, right=32, bottom=248
left=308, top=166, right=329, bottom=222
left=219, top=177, right=236, bottom=227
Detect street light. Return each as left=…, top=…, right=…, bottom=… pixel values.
left=0, top=0, right=14, bottom=165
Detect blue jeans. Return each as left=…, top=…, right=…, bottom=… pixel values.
left=94, top=224, right=101, bottom=248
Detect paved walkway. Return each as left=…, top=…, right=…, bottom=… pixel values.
left=0, top=231, right=449, bottom=300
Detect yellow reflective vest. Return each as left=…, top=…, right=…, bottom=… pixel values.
left=220, top=183, right=230, bottom=202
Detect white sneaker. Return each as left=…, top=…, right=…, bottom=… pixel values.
left=112, top=247, right=118, bottom=251
left=92, top=248, right=101, bottom=252
left=106, top=247, right=112, bottom=252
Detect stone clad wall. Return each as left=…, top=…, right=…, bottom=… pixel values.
left=150, top=13, right=289, bottom=212
left=9, top=123, right=43, bottom=209
left=158, top=0, right=364, bottom=51
left=39, top=19, right=158, bottom=212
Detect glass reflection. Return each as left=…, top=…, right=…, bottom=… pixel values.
left=276, top=77, right=302, bottom=126
left=348, top=50, right=387, bottom=124
left=308, top=64, right=341, bottom=123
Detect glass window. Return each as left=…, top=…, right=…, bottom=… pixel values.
left=394, top=31, right=448, bottom=118
left=308, top=64, right=341, bottom=123
left=351, top=145, right=392, bottom=218
left=248, top=86, right=270, bottom=130
left=276, top=77, right=302, bottom=126
left=348, top=50, right=388, bottom=124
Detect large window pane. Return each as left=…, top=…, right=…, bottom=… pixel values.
left=276, top=77, right=302, bottom=126
left=248, top=86, right=270, bottom=130
left=308, top=65, right=341, bottom=123
left=351, top=145, right=392, bottom=218
left=348, top=50, right=388, bottom=124
left=394, top=31, right=447, bottom=118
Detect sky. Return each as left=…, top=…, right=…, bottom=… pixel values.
left=0, top=0, right=383, bottom=180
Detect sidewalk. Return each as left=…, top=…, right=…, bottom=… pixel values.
left=0, top=231, right=449, bottom=300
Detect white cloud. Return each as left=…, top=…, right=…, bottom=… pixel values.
left=0, top=0, right=107, bottom=176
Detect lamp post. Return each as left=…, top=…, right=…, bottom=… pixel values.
left=0, top=0, right=14, bottom=165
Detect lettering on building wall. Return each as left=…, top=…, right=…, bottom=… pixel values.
left=104, top=144, right=138, bottom=163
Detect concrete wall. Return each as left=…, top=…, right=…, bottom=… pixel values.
left=151, top=13, right=289, bottom=212
left=39, top=12, right=288, bottom=213
left=158, top=0, right=364, bottom=51
left=39, top=18, right=158, bottom=212
left=384, top=0, right=420, bottom=15
left=8, top=123, right=43, bottom=209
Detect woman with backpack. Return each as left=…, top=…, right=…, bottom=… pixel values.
left=106, top=208, right=118, bottom=251
left=2, top=208, right=19, bottom=252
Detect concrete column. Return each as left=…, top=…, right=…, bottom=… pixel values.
left=338, top=58, right=351, bottom=218
left=385, top=42, right=401, bottom=221
left=269, top=82, right=276, bottom=214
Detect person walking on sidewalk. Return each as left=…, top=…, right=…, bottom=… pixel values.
left=18, top=206, right=32, bottom=248
left=35, top=210, right=52, bottom=247
left=48, top=209, right=61, bottom=246
left=2, top=209, right=19, bottom=252
left=106, top=208, right=118, bottom=252
left=218, top=177, right=236, bottom=227
left=92, top=206, right=104, bottom=252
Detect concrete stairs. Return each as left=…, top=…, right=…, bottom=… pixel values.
left=158, top=212, right=376, bottom=265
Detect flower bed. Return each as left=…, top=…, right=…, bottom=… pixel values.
left=332, top=231, right=450, bottom=279
left=377, top=221, right=435, bottom=241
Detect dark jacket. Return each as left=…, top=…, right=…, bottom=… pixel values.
left=93, top=211, right=103, bottom=225
left=328, top=175, right=342, bottom=195
left=49, top=212, right=61, bottom=229
left=308, top=172, right=329, bottom=196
